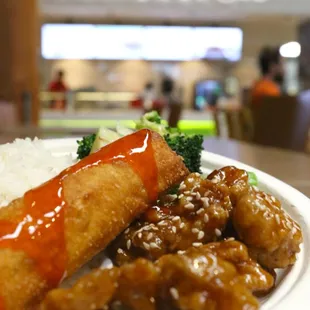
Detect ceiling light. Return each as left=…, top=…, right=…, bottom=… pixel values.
left=280, top=42, right=301, bottom=58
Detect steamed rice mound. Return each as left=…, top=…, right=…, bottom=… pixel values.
left=0, top=138, right=73, bottom=208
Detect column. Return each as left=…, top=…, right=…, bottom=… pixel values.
left=0, top=0, right=39, bottom=125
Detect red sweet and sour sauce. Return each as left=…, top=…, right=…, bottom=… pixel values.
left=0, top=129, right=158, bottom=309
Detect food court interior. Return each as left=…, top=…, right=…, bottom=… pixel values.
left=2, top=0, right=310, bottom=194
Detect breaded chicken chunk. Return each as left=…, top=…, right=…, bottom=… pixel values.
left=108, top=173, right=232, bottom=264
left=233, top=189, right=302, bottom=269
left=41, top=241, right=268, bottom=310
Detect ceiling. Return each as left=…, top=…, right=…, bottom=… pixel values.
left=40, top=0, right=309, bottom=21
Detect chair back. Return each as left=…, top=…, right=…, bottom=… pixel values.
left=252, top=95, right=310, bottom=152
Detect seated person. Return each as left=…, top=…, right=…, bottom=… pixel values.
left=251, top=46, right=283, bottom=105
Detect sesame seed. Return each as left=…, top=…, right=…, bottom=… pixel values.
left=126, top=240, right=131, bottom=250
left=255, top=200, right=266, bottom=210
left=204, top=214, right=209, bottom=223
left=178, top=250, right=186, bottom=255
left=225, top=237, right=235, bottom=242
left=172, top=216, right=180, bottom=222
left=186, top=196, right=193, bottom=202
left=143, top=225, right=152, bottom=231
left=292, top=227, right=297, bottom=234
left=192, top=228, right=199, bottom=234
left=188, top=178, right=194, bottom=183
left=149, top=224, right=159, bottom=231
left=147, top=233, right=154, bottom=241
left=179, top=183, right=186, bottom=190
left=287, top=220, right=293, bottom=229
left=179, top=182, right=186, bottom=190
left=198, top=231, right=205, bottom=240
left=275, top=214, right=281, bottom=225
left=178, top=194, right=184, bottom=199
left=197, top=208, right=204, bottom=215
left=143, top=242, right=150, bottom=250
left=150, top=242, right=160, bottom=249
left=194, top=172, right=200, bottom=177
left=215, top=229, right=222, bottom=237
left=263, top=211, right=270, bottom=218
left=172, top=226, right=177, bottom=233
left=192, top=242, right=203, bottom=247
left=170, top=287, right=179, bottom=300
left=196, top=192, right=201, bottom=200
left=117, top=248, right=123, bottom=254
left=138, top=233, right=142, bottom=239
left=168, top=194, right=178, bottom=201
left=201, top=197, right=209, bottom=208
left=211, top=178, right=219, bottom=184
left=204, top=191, right=210, bottom=197
left=271, top=196, right=276, bottom=202
left=185, top=203, right=195, bottom=210
left=180, top=222, right=185, bottom=229
left=125, top=228, right=130, bottom=234
left=158, top=221, right=167, bottom=226
left=184, top=191, right=191, bottom=195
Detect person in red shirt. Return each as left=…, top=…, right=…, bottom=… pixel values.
left=48, top=70, right=68, bottom=110
left=251, top=47, right=284, bottom=105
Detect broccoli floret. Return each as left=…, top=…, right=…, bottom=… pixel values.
left=76, top=111, right=204, bottom=174
left=77, top=134, right=96, bottom=160
left=135, top=111, right=204, bottom=173
left=164, top=133, right=204, bottom=173
left=135, top=111, right=168, bottom=136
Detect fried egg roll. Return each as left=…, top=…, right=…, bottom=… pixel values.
left=0, top=129, right=188, bottom=310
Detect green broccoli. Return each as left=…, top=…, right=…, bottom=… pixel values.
left=76, top=111, right=204, bottom=173
left=135, top=111, right=204, bottom=173
left=164, top=133, right=204, bottom=173
left=77, top=134, right=96, bottom=160
left=248, top=171, right=258, bottom=186
left=135, top=111, right=169, bottom=136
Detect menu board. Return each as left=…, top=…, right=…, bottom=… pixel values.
left=193, top=27, right=243, bottom=61
left=93, top=25, right=143, bottom=60
left=41, top=24, right=243, bottom=62
left=142, top=26, right=194, bottom=61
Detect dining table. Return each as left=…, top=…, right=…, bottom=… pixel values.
left=1, top=126, right=310, bottom=197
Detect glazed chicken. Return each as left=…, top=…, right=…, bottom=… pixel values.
left=41, top=240, right=274, bottom=310
left=233, top=189, right=302, bottom=269
left=207, top=166, right=302, bottom=269
left=108, top=173, right=233, bottom=265
left=207, top=166, right=249, bottom=205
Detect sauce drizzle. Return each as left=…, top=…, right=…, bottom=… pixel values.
left=0, top=129, right=158, bottom=306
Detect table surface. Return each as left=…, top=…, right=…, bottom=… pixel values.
left=1, top=128, right=310, bottom=197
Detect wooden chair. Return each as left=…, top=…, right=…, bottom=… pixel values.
left=251, top=95, right=310, bottom=152
left=168, top=104, right=182, bottom=128
left=213, top=108, right=253, bottom=141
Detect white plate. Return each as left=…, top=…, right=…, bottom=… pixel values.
left=44, top=138, right=310, bottom=310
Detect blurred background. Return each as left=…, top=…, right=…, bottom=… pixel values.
left=2, top=0, right=310, bottom=154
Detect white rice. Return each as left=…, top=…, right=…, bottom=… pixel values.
left=0, top=138, right=74, bottom=208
